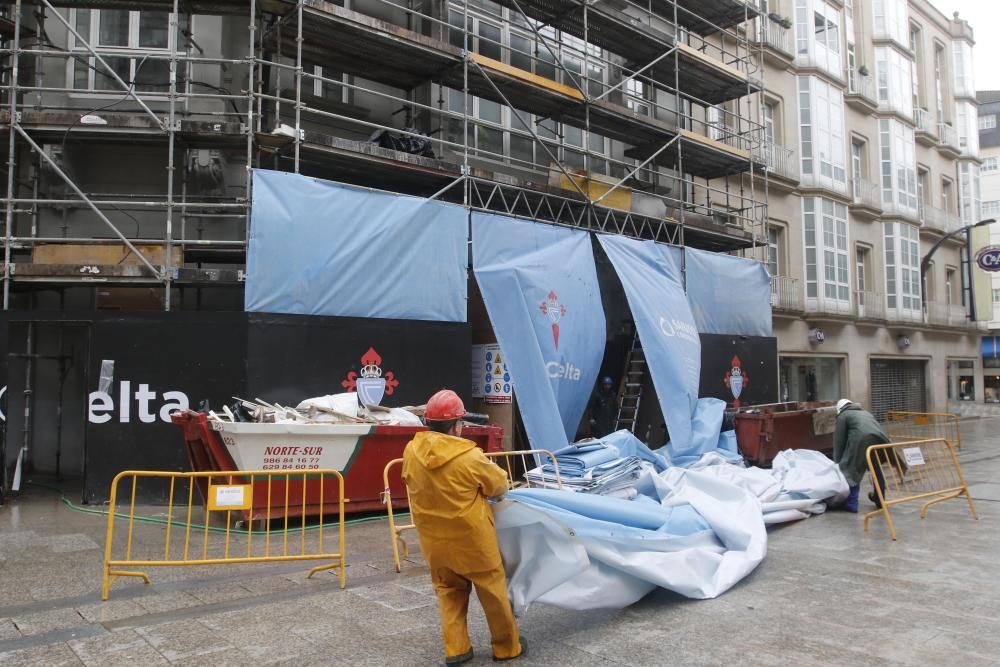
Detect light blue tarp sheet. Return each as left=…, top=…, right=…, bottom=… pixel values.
left=245, top=170, right=468, bottom=321
left=597, top=235, right=700, bottom=448
left=496, top=465, right=767, bottom=612
left=473, top=213, right=606, bottom=451
left=684, top=248, right=773, bottom=336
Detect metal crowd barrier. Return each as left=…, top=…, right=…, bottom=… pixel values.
left=886, top=411, right=961, bottom=450
left=864, top=438, right=978, bottom=541
left=382, top=449, right=562, bottom=572
left=101, top=469, right=346, bottom=600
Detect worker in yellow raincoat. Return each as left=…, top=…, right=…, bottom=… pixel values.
left=402, top=389, right=525, bottom=664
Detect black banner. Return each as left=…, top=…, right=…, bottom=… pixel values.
left=0, top=312, right=470, bottom=503
left=699, top=334, right=778, bottom=409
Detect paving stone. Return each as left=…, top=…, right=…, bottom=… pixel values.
left=68, top=628, right=170, bottom=666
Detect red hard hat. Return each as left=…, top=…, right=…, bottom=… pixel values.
left=424, top=389, right=467, bottom=421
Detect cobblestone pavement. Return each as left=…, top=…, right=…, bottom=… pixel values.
left=1, top=419, right=998, bottom=666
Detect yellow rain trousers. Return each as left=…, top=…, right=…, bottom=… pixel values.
left=402, top=431, right=522, bottom=660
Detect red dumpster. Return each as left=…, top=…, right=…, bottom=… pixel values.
left=170, top=411, right=503, bottom=520
left=733, top=401, right=837, bottom=466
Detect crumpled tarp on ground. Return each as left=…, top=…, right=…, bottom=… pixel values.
left=495, top=432, right=849, bottom=613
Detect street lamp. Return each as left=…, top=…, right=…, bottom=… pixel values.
left=919, top=217, right=996, bottom=313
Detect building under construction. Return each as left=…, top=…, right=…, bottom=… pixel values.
left=0, top=0, right=770, bottom=495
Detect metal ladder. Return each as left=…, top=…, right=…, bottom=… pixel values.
left=614, top=333, right=646, bottom=433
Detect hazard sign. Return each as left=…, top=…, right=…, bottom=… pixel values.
left=471, top=343, right=513, bottom=403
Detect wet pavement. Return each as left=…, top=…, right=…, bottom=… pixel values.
left=1, top=419, right=998, bottom=666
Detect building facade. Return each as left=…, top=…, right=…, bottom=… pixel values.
left=979, top=90, right=1000, bottom=404
left=0, top=0, right=987, bottom=489
left=755, top=0, right=983, bottom=418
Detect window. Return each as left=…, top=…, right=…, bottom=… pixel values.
left=803, top=197, right=850, bottom=306
left=884, top=222, right=921, bottom=314
left=953, top=40, right=975, bottom=100
left=946, top=268, right=956, bottom=305
left=69, top=9, right=186, bottom=93
left=983, top=157, right=998, bottom=174
left=625, top=78, right=650, bottom=117
left=956, top=101, right=979, bottom=155
left=958, top=162, right=982, bottom=224
left=932, top=46, right=945, bottom=125
left=768, top=226, right=782, bottom=276
left=942, top=177, right=953, bottom=213
left=763, top=102, right=776, bottom=145
left=875, top=46, right=914, bottom=118
left=993, top=288, right=1000, bottom=305
left=798, top=76, right=847, bottom=191
left=984, top=201, right=1000, bottom=217
left=851, top=139, right=866, bottom=200
left=909, top=26, right=921, bottom=110
left=873, top=0, right=907, bottom=46
left=796, top=0, right=842, bottom=76
left=856, top=246, right=868, bottom=293
left=878, top=119, right=918, bottom=218
left=979, top=115, right=997, bottom=131
left=917, top=168, right=929, bottom=219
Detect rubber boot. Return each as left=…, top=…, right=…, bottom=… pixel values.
left=845, top=485, right=859, bottom=513
left=869, top=465, right=886, bottom=509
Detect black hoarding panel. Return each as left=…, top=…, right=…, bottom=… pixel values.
left=83, top=313, right=470, bottom=503
left=699, top=334, right=778, bottom=409
left=84, top=313, right=249, bottom=503
left=246, top=313, right=471, bottom=408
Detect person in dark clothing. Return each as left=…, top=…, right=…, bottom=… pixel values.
left=833, top=399, right=891, bottom=512
left=588, top=376, right=618, bottom=438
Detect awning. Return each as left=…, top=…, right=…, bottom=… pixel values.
left=983, top=336, right=1000, bottom=360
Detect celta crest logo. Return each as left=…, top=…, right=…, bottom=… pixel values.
left=341, top=347, right=398, bottom=406
left=539, top=290, right=567, bottom=350
left=724, top=355, right=749, bottom=408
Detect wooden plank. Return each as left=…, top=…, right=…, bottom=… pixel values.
left=31, top=243, right=182, bottom=266
left=470, top=52, right=585, bottom=102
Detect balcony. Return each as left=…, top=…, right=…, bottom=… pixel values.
left=806, top=296, right=853, bottom=318
left=914, top=108, right=937, bottom=146
left=752, top=19, right=793, bottom=63
left=845, top=71, right=878, bottom=112
left=920, top=204, right=962, bottom=235
left=855, top=290, right=886, bottom=321
left=927, top=302, right=970, bottom=328
left=938, top=123, right=961, bottom=157
left=850, top=178, right=881, bottom=218
left=886, top=307, right=926, bottom=325
left=771, top=275, right=804, bottom=313
left=755, top=143, right=798, bottom=184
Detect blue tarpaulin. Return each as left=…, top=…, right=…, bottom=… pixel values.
left=245, top=170, right=468, bottom=322
left=684, top=248, right=773, bottom=336
left=597, top=235, right=701, bottom=448
left=983, top=336, right=1000, bottom=359
left=473, top=213, right=606, bottom=452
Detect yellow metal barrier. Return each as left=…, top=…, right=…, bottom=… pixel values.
left=101, top=469, right=346, bottom=600
left=886, top=411, right=961, bottom=450
left=382, top=449, right=563, bottom=572
left=864, top=438, right=978, bottom=541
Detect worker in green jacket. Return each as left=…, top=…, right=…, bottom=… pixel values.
left=833, top=399, right=890, bottom=512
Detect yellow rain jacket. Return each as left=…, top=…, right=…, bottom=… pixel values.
left=402, top=431, right=521, bottom=660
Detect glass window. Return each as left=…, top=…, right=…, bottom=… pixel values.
left=983, top=157, right=998, bottom=174
left=878, top=118, right=918, bottom=218
left=984, top=201, right=1000, bottom=217
left=803, top=197, right=849, bottom=305
left=768, top=227, right=781, bottom=276
left=883, top=222, right=921, bottom=314
left=510, top=33, right=531, bottom=71
left=478, top=21, right=502, bottom=61
left=980, top=115, right=997, bottom=131
left=779, top=357, right=843, bottom=402
left=798, top=76, right=846, bottom=189
left=98, top=9, right=129, bottom=46
left=873, top=0, right=907, bottom=46
left=137, top=12, right=169, bottom=48
left=875, top=46, right=914, bottom=117
left=958, top=162, right=982, bottom=224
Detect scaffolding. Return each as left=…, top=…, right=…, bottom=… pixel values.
left=0, top=0, right=769, bottom=310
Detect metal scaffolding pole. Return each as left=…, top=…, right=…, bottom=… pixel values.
left=164, top=0, right=181, bottom=310
left=3, top=0, right=23, bottom=309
